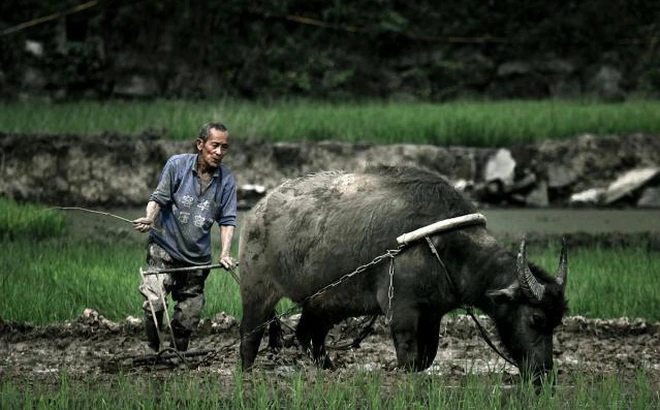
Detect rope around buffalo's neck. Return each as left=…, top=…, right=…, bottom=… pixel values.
left=424, top=236, right=518, bottom=368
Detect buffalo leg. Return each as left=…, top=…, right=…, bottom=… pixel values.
left=389, top=305, right=424, bottom=371
left=267, top=311, right=283, bottom=350
left=296, top=309, right=334, bottom=369
left=390, top=307, right=440, bottom=371
left=416, top=314, right=441, bottom=370
left=240, top=294, right=279, bottom=371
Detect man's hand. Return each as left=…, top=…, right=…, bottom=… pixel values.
left=219, top=254, right=236, bottom=270
left=132, top=217, right=153, bottom=233
left=134, top=201, right=161, bottom=233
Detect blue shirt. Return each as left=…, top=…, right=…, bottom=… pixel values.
left=148, top=153, right=237, bottom=265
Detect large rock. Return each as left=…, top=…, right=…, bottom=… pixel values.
left=525, top=180, right=549, bottom=207
left=112, top=75, right=159, bottom=98
left=570, top=188, right=605, bottom=206
left=547, top=164, right=577, bottom=189
left=483, top=148, right=516, bottom=185
left=637, top=187, right=660, bottom=208
left=604, top=167, right=660, bottom=205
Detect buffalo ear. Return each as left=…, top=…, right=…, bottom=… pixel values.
left=486, top=283, right=519, bottom=304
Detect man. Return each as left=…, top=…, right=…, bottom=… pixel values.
left=133, top=122, right=237, bottom=352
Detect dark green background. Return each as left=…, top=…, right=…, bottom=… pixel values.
left=2, top=0, right=659, bottom=100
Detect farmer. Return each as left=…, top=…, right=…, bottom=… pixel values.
left=133, top=122, right=237, bottom=352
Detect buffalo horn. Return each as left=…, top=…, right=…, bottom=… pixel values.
left=517, top=236, right=545, bottom=301
left=555, top=236, right=568, bottom=291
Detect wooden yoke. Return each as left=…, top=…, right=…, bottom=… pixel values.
left=396, top=213, right=487, bottom=245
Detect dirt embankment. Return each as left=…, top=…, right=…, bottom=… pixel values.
left=1, top=132, right=659, bottom=208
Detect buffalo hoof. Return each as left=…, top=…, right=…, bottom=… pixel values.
left=316, top=354, right=335, bottom=370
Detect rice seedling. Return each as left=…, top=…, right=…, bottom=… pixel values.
left=1, top=369, right=657, bottom=409
left=2, top=99, right=660, bottom=146
left=0, top=197, right=66, bottom=240
left=533, top=243, right=660, bottom=321
left=2, top=227, right=658, bottom=323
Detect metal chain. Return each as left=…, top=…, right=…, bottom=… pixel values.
left=301, top=246, right=404, bottom=304
left=244, top=245, right=405, bottom=339
left=384, top=257, right=396, bottom=324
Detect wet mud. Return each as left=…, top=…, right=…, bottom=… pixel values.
left=1, top=309, right=658, bottom=389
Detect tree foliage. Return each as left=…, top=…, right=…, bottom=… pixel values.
left=1, top=0, right=659, bottom=100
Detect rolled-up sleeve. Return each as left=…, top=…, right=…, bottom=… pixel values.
left=149, top=157, right=177, bottom=206
left=218, top=174, right=237, bottom=227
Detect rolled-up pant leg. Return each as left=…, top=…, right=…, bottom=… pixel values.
left=139, top=243, right=175, bottom=313
left=138, top=243, right=175, bottom=349
left=170, top=268, right=210, bottom=349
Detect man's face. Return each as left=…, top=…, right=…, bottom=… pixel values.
left=197, top=128, right=229, bottom=169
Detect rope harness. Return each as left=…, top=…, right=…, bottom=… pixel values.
left=424, top=237, right=517, bottom=368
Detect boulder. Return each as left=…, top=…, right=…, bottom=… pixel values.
left=570, top=188, right=605, bottom=206
left=637, top=187, right=660, bottom=208
left=604, top=167, right=660, bottom=205
left=547, top=164, right=577, bottom=189
left=483, top=148, right=516, bottom=185
left=525, top=180, right=549, bottom=207
left=237, top=184, right=267, bottom=209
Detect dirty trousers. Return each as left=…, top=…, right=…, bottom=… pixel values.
left=138, top=242, right=210, bottom=339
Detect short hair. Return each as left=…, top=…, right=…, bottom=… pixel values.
left=198, top=122, right=228, bottom=142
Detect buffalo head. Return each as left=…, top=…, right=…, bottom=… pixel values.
left=486, top=237, right=568, bottom=384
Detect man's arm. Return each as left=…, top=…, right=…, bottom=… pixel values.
left=219, top=224, right=236, bottom=269
left=133, top=201, right=161, bottom=233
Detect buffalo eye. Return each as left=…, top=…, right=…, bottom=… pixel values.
left=530, top=312, right=546, bottom=329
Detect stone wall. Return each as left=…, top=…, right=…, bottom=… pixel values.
left=1, top=132, right=659, bottom=208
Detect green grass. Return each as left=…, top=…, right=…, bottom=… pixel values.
left=0, top=197, right=66, bottom=240
left=2, top=99, right=660, bottom=146
left=0, top=237, right=241, bottom=323
left=1, top=214, right=659, bottom=324
left=533, top=244, right=660, bottom=321
left=1, top=369, right=657, bottom=409
left=1, top=199, right=658, bottom=323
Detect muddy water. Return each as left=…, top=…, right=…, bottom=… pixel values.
left=65, top=208, right=660, bottom=244
left=483, top=208, right=660, bottom=234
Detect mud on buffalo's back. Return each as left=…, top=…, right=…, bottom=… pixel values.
left=238, top=166, right=478, bottom=276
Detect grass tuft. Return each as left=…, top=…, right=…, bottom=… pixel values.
left=0, top=197, right=66, bottom=240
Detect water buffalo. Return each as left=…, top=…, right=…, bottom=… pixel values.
left=239, top=166, right=568, bottom=381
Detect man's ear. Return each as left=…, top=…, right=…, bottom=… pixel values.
left=196, top=138, right=203, bottom=152
left=486, top=283, right=519, bottom=304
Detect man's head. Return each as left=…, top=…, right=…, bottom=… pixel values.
left=196, top=122, right=230, bottom=170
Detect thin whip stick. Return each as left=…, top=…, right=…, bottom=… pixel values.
left=49, top=206, right=164, bottom=234
left=49, top=206, right=134, bottom=224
